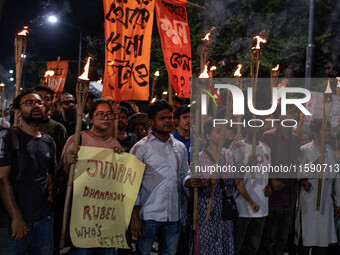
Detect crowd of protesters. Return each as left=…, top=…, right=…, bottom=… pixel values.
left=0, top=87, right=339, bottom=255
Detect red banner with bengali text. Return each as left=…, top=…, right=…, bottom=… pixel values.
left=102, top=0, right=155, bottom=101
left=46, top=61, right=68, bottom=103
left=155, top=0, right=191, bottom=98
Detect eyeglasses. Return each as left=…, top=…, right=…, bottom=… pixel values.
left=95, top=111, right=114, bottom=120
left=20, top=99, right=44, bottom=107
left=61, top=100, right=76, bottom=106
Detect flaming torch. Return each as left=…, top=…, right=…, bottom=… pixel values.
left=44, top=70, right=55, bottom=86
left=316, top=80, right=333, bottom=211
left=0, top=83, right=4, bottom=127
left=234, top=64, right=243, bottom=136
left=14, top=26, right=29, bottom=97
left=191, top=66, right=211, bottom=230
left=151, top=71, right=160, bottom=100
left=250, top=35, right=267, bottom=173
left=270, top=64, right=279, bottom=102
left=205, top=75, right=234, bottom=222
left=60, top=57, right=92, bottom=248
left=200, top=27, right=215, bottom=72
left=336, top=77, right=340, bottom=97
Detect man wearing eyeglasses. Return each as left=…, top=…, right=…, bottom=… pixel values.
left=60, top=98, right=123, bottom=254
left=53, top=93, right=87, bottom=137
left=0, top=88, right=57, bottom=254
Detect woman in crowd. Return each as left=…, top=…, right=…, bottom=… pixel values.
left=181, top=120, right=234, bottom=255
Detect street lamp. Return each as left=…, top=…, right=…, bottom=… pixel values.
left=48, top=15, right=58, bottom=24
left=47, top=14, right=82, bottom=76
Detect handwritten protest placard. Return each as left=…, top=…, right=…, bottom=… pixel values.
left=102, top=0, right=155, bottom=101
left=70, top=146, right=145, bottom=248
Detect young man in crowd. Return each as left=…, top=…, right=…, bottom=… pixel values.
left=173, top=105, right=191, bottom=163
left=259, top=105, right=300, bottom=255
left=130, top=99, right=198, bottom=255
left=0, top=88, right=57, bottom=254
left=52, top=93, right=87, bottom=137
left=296, top=119, right=340, bottom=255
left=117, top=106, right=138, bottom=153
left=61, top=98, right=123, bottom=254
left=34, top=86, right=68, bottom=161
left=231, top=113, right=272, bottom=255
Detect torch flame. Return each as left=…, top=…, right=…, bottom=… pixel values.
left=201, top=27, right=215, bottom=41
left=162, top=91, right=168, bottom=95
left=18, top=26, right=29, bottom=36
left=97, top=77, right=103, bottom=84
left=44, top=70, right=54, bottom=77
left=151, top=97, right=157, bottom=103
left=78, top=57, right=92, bottom=80
left=154, top=71, right=160, bottom=77
left=234, top=64, right=242, bottom=77
left=0, top=83, right=4, bottom=87
left=199, top=65, right=210, bottom=78
left=252, top=35, right=267, bottom=49
left=272, top=64, right=279, bottom=71
left=210, top=66, right=217, bottom=71
left=324, top=80, right=332, bottom=94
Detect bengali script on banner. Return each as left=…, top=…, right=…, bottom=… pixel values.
left=46, top=61, right=68, bottom=102
left=155, top=0, right=191, bottom=98
left=70, top=146, right=145, bottom=249
left=102, top=0, right=155, bottom=101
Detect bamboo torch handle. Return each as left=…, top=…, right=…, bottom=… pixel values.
left=205, top=184, right=216, bottom=221
left=59, top=80, right=88, bottom=248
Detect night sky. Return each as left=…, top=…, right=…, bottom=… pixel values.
left=0, top=0, right=105, bottom=93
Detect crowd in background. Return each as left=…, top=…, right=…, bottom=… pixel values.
left=0, top=87, right=339, bottom=255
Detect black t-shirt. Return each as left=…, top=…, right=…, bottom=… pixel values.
left=0, top=128, right=57, bottom=225
left=118, top=132, right=138, bottom=153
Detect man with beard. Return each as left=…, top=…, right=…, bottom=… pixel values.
left=117, top=106, right=138, bottom=152
left=34, top=86, right=67, bottom=161
left=130, top=99, right=197, bottom=255
left=53, top=93, right=87, bottom=137
left=0, top=89, right=57, bottom=254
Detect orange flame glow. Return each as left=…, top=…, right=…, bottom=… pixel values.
left=162, top=91, right=168, bottom=95
left=44, top=70, right=54, bottom=77
left=201, top=27, right=215, bottom=41
left=18, top=26, right=29, bottom=36
left=108, top=61, right=114, bottom=66
left=151, top=97, right=157, bottom=103
left=78, top=57, right=92, bottom=80
left=199, top=65, right=210, bottom=78
left=0, top=83, right=4, bottom=87
left=272, top=64, right=279, bottom=71
left=154, top=71, right=160, bottom=77
left=210, top=66, right=217, bottom=71
left=97, top=77, right=103, bottom=84
left=234, top=64, right=242, bottom=77
left=324, top=80, right=332, bottom=94
left=252, top=35, right=267, bottom=49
